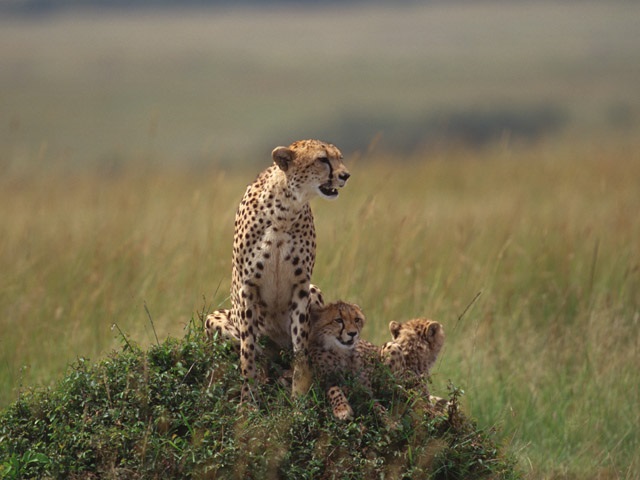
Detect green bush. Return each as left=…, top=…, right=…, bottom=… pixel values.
left=0, top=319, right=519, bottom=479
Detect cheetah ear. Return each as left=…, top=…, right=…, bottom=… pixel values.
left=272, top=146, right=294, bottom=172
left=426, top=323, right=439, bottom=338
left=419, top=322, right=440, bottom=341
left=389, top=321, right=402, bottom=339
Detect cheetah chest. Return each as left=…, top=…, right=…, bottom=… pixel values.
left=313, top=348, right=354, bottom=378
left=254, top=225, right=312, bottom=338
left=259, top=228, right=298, bottom=308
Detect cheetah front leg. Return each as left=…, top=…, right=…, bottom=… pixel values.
left=234, top=294, right=262, bottom=403
left=275, top=283, right=324, bottom=389
left=290, top=284, right=313, bottom=397
left=327, top=386, right=354, bottom=421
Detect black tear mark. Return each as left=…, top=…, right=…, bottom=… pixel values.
left=320, top=157, right=333, bottom=181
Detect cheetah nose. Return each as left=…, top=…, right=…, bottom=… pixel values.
left=338, top=172, right=350, bottom=182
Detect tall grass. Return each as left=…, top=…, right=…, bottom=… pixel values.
left=315, top=137, right=640, bottom=478
left=1, top=134, right=639, bottom=478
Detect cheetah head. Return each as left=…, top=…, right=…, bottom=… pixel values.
left=310, top=301, right=365, bottom=350
left=383, top=318, right=445, bottom=393
left=272, top=139, right=350, bottom=200
left=389, top=318, right=445, bottom=361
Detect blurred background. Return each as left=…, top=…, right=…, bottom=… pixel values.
left=2, top=0, right=639, bottom=169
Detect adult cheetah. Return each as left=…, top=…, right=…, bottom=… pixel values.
left=228, top=140, right=349, bottom=401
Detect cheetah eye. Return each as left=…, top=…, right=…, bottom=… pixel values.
left=319, top=157, right=330, bottom=167
left=334, top=317, right=344, bottom=325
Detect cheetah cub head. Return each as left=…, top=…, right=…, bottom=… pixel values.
left=388, top=318, right=445, bottom=374
left=272, top=139, right=350, bottom=200
left=389, top=319, right=445, bottom=352
left=310, top=301, right=365, bottom=350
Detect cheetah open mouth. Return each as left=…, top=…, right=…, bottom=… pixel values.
left=340, top=338, right=355, bottom=347
left=319, top=183, right=339, bottom=198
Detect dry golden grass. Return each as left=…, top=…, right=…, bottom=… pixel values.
left=1, top=134, right=639, bottom=478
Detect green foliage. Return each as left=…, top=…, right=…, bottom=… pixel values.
left=0, top=320, right=519, bottom=479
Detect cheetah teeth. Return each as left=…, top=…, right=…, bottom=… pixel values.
left=319, top=185, right=339, bottom=197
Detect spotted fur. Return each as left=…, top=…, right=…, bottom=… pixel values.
left=222, top=140, right=349, bottom=402
left=307, top=300, right=366, bottom=421
left=207, top=290, right=369, bottom=421
left=204, top=284, right=325, bottom=353
left=379, top=318, right=445, bottom=398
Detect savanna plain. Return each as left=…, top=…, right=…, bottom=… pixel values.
left=2, top=138, right=639, bottom=478
left=1, top=3, right=640, bottom=478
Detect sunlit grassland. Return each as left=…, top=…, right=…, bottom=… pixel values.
left=1, top=135, right=639, bottom=478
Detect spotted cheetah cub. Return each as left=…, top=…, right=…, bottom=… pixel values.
left=307, top=301, right=367, bottom=421
left=379, top=318, right=445, bottom=401
left=311, top=312, right=447, bottom=421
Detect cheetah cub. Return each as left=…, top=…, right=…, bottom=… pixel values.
left=310, top=310, right=447, bottom=421
left=307, top=301, right=367, bottom=421
left=379, top=318, right=445, bottom=402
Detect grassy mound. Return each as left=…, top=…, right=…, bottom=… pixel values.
left=0, top=321, right=520, bottom=479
